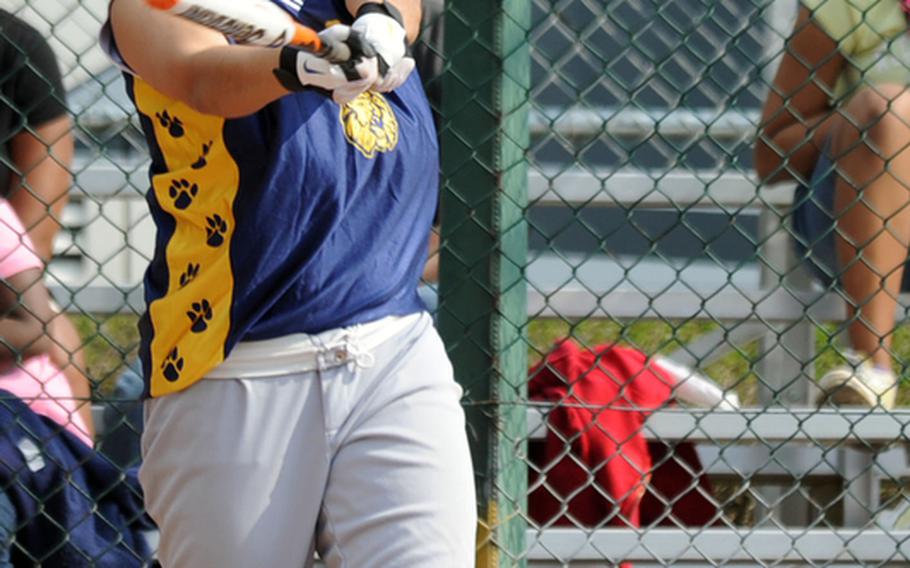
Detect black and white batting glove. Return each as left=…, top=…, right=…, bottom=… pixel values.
left=352, top=1, right=416, bottom=92
left=273, top=26, right=380, bottom=105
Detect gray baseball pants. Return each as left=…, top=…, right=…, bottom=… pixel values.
left=140, top=313, right=476, bottom=567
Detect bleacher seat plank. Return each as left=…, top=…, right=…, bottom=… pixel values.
left=73, top=158, right=149, bottom=198
left=528, top=168, right=794, bottom=209
left=528, top=286, right=847, bottom=321
left=527, top=528, right=910, bottom=564
left=527, top=407, right=910, bottom=444
left=49, top=284, right=145, bottom=314
left=528, top=106, right=759, bottom=140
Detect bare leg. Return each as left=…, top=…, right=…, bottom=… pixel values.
left=831, top=85, right=910, bottom=372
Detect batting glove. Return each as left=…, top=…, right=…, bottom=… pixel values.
left=273, top=26, right=379, bottom=105
left=352, top=1, right=416, bottom=92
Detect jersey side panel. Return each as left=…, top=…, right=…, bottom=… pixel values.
left=131, top=79, right=239, bottom=397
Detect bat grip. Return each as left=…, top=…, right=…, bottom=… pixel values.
left=335, top=30, right=376, bottom=81
left=319, top=40, right=352, bottom=64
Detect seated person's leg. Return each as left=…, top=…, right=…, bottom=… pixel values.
left=794, top=84, right=910, bottom=408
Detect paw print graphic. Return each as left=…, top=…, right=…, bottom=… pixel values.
left=186, top=299, right=213, bottom=333
left=155, top=110, right=185, bottom=138
left=168, top=179, right=198, bottom=210
left=191, top=141, right=213, bottom=170
left=205, top=214, right=228, bottom=247
left=161, top=347, right=184, bottom=382
left=179, top=263, right=200, bottom=287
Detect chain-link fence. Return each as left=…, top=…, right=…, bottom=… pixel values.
left=437, top=0, right=910, bottom=566
left=4, top=0, right=910, bottom=565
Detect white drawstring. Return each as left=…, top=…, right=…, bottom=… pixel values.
left=344, top=325, right=376, bottom=369
left=345, top=338, right=376, bottom=369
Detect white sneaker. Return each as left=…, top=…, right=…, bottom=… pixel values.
left=816, top=363, right=898, bottom=410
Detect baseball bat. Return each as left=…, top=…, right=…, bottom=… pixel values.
left=146, top=0, right=351, bottom=61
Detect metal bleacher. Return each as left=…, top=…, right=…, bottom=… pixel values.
left=520, top=0, right=910, bottom=565
left=525, top=164, right=910, bottom=566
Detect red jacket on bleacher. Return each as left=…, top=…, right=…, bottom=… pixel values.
left=528, top=340, right=716, bottom=535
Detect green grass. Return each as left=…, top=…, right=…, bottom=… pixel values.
left=72, top=314, right=140, bottom=397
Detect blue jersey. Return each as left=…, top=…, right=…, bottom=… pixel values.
left=108, top=0, right=438, bottom=397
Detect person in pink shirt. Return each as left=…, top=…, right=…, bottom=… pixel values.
left=0, top=199, right=90, bottom=445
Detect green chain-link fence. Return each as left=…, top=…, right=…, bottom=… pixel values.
left=7, top=0, right=910, bottom=565
left=437, top=0, right=910, bottom=566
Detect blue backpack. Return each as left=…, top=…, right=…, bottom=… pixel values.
left=0, top=391, right=154, bottom=567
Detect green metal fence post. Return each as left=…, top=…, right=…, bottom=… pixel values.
left=437, top=0, right=530, bottom=566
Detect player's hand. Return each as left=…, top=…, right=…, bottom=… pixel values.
left=274, top=26, right=379, bottom=104
left=351, top=2, right=415, bottom=92
left=318, top=25, right=380, bottom=103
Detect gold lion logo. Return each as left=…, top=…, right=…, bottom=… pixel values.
left=340, top=92, right=399, bottom=159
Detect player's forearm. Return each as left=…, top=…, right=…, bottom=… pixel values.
left=177, top=46, right=290, bottom=118
left=111, top=0, right=291, bottom=118
left=346, top=0, right=421, bottom=43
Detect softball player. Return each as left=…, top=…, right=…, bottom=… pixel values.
left=101, top=0, right=476, bottom=565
